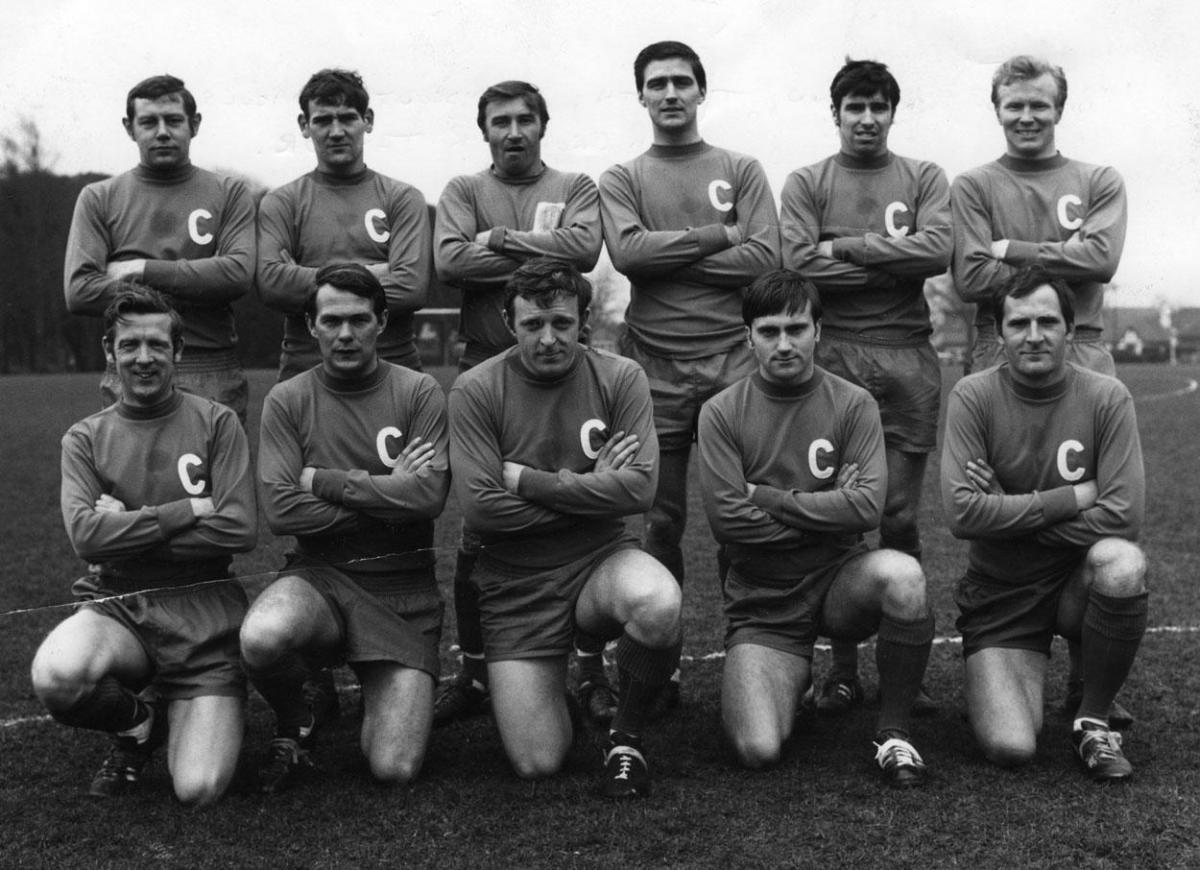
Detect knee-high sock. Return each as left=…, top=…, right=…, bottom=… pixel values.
left=611, top=635, right=681, bottom=738
left=452, top=547, right=487, bottom=684
left=575, top=630, right=608, bottom=682
left=247, top=651, right=311, bottom=738
left=1078, top=590, right=1148, bottom=723
left=875, top=611, right=934, bottom=736
left=50, top=675, right=148, bottom=735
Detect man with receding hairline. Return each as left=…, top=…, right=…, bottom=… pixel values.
left=941, top=265, right=1146, bottom=781
left=951, top=55, right=1131, bottom=726
left=433, top=79, right=607, bottom=727
left=64, top=74, right=255, bottom=421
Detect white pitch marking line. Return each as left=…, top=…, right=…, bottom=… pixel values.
left=4, top=625, right=1197, bottom=728
left=1133, top=377, right=1199, bottom=403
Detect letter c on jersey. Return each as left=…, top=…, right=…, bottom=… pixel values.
left=884, top=202, right=910, bottom=238
left=376, top=427, right=404, bottom=468
left=708, top=180, right=733, bottom=213
left=579, top=419, right=607, bottom=460
left=187, top=209, right=214, bottom=245
left=808, top=439, right=835, bottom=480
left=1057, top=439, right=1085, bottom=482
left=365, top=208, right=390, bottom=244
left=177, top=454, right=205, bottom=495
left=1057, top=195, right=1083, bottom=231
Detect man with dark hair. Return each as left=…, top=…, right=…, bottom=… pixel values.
left=941, top=265, right=1146, bottom=781
left=433, top=80, right=606, bottom=726
left=241, top=263, right=448, bottom=793
left=951, top=55, right=1131, bottom=726
left=448, top=257, right=681, bottom=798
left=258, top=68, right=431, bottom=381
left=780, top=58, right=949, bottom=717
left=600, top=41, right=780, bottom=709
left=32, top=285, right=256, bottom=803
left=698, top=269, right=933, bottom=787
left=65, top=74, right=255, bottom=422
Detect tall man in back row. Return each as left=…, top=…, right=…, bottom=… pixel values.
left=941, top=266, right=1146, bottom=781
left=32, top=286, right=257, bottom=804
left=781, top=59, right=949, bottom=716
left=600, top=41, right=780, bottom=708
left=951, top=55, right=1131, bottom=726
left=433, top=80, right=607, bottom=726
left=258, top=68, right=431, bottom=381
left=65, top=75, right=255, bottom=421
left=448, top=258, right=681, bottom=798
left=242, top=263, right=449, bottom=793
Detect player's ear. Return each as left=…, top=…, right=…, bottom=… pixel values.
left=831, top=103, right=839, bottom=125
left=102, top=337, right=115, bottom=363
left=189, top=113, right=202, bottom=137
left=173, top=337, right=185, bottom=363
left=745, top=324, right=753, bottom=348
left=363, top=108, right=375, bottom=132
left=298, top=113, right=311, bottom=139
left=306, top=314, right=317, bottom=338
left=377, top=307, right=388, bottom=330
left=579, top=305, right=591, bottom=331
left=813, top=320, right=822, bottom=344
left=122, top=116, right=134, bottom=140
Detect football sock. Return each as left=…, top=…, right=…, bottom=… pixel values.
left=575, top=631, right=608, bottom=682
left=451, top=543, right=488, bottom=686
left=875, top=610, right=934, bottom=735
left=1078, top=590, right=1148, bottom=722
left=247, top=652, right=312, bottom=738
left=829, top=639, right=859, bottom=683
left=51, top=676, right=148, bottom=735
left=612, top=635, right=680, bottom=737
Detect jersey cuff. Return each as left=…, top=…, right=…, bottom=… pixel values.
left=155, top=498, right=199, bottom=538
left=312, top=469, right=350, bottom=503
left=1039, top=485, right=1081, bottom=523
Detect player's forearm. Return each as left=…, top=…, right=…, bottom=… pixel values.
left=435, top=239, right=521, bottom=283
left=1001, top=235, right=1123, bottom=283
left=142, top=256, right=253, bottom=305
left=833, top=228, right=952, bottom=278
left=515, top=465, right=655, bottom=516
left=751, top=483, right=882, bottom=534
left=65, top=499, right=198, bottom=562
left=312, top=466, right=450, bottom=521
left=257, top=260, right=317, bottom=314
left=493, top=226, right=603, bottom=271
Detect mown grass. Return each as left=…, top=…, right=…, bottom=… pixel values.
left=1, top=364, right=1198, bottom=869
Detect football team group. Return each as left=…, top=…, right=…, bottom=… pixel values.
left=29, top=39, right=1146, bottom=806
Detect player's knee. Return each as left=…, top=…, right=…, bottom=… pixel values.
left=508, top=746, right=565, bottom=780
left=626, top=578, right=682, bottom=647
left=238, top=611, right=290, bottom=668
left=173, top=768, right=231, bottom=807
left=877, top=553, right=927, bottom=618
left=368, top=753, right=422, bottom=786
left=729, top=732, right=783, bottom=770
left=29, top=653, right=89, bottom=711
left=1087, top=538, right=1146, bottom=596
left=979, top=735, right=1037, bottom=768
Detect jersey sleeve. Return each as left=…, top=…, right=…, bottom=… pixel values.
left=448, top=378, right=574, bottom=535
left=490, top=173, right=603, bottom=271
left=147, top=405, right=258, bottom=558
left=515, top=363, right=658, bottom=516
left=140, top=178, right=255, bottom=306
left=940, top=383, right=1081, bottom=539
left=780, top=169, right=897, bottom=291
left=950, top=172, right=1017, bottom=304
left=377, top=184, right=431, bottom=314
left=433, top=175, right=522, bottom=286
left=63, top=185, right=123, bottom=316
left=256, top=188, right=319, bottom=315
left=830, top=162, right=952, bottom=278
left=309, top=377, right=450, bottom=522
left=749, top=393, right=886, bottom=533
left=697, top=397, right=807, bottom=546
left=258, top=387, right=358, bottom=536
left=599, top=164, right=733, bottom=279
left=1034, top=385, right=1144, bottom=547
left=671, top=158, right=781, bottom=288
left=60, top=424, right=198, bottom=561
left=1000, top=166, right=1126, bottom=283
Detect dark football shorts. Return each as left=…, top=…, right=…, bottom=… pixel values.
left=955, top=552, right=1085, bottom=658
left=279, top=555, right=443, bottom=678
left=722, top=546, right=867, bottom=659
left=74, top=574, right=247, bottom=701
left=816, top=335, right=940, bottom=454
left=618, top=331, right=754, bottom=452
left=474, top=532, right=639, bottom=661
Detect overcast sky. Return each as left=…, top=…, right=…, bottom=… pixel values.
left=3, top=0, right=1197, bottom=308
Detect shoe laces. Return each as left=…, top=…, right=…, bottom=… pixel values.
left=606, top=744, right=645, bottom=780
left=1079, top=726, right=1123, bottom=761
left=874, top=737, right=925, bottom=770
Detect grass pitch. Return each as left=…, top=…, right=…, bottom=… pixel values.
left=1, top=365, right=1198, bottom=869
